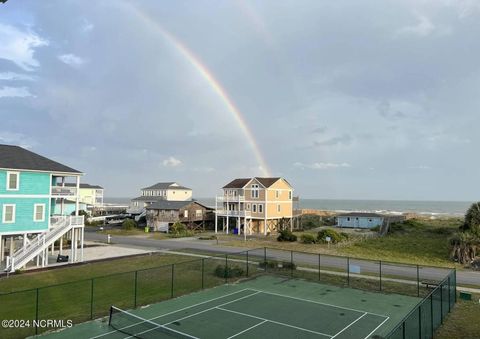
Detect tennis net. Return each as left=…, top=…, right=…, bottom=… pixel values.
left=108, top=306, right=197, bottom=338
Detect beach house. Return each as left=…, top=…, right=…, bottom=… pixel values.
left=215, top=177, right=294, bottom=235
left=146, top=200, right=214, bottom=232
left=127, top=182, right=193, bottom=215
left=0, top=145, right=85, bottom=272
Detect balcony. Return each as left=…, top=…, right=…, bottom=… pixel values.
left=215, top=209, right=251, bottom=217
left=51, top=186, right=77, bottom=197
left=216, top=195, right=245, bottom=202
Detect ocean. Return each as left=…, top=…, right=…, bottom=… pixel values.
left=104, top=197, right=472, bottom=217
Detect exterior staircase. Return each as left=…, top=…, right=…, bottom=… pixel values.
left=4, top=216, right=84, bottom=273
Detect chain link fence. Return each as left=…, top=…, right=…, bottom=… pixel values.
left=0, top=247, right=456, bottom=338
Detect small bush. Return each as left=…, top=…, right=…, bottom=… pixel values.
left=370, top=225, right=380, bottom=232
left=282, top=262, right=296, bottom=270
left=317, top=229, right=345, bottom=244
left=258, top=261, right=277, bottom=269
left=214, top=265, right=244, bottom=278
left=122, top=218, right=137, bottom=230
left=300, top=233, right=316, bottom=244
left=340, top=232, right=349, bottom=240
left=277, top=229, right=297, bottom=242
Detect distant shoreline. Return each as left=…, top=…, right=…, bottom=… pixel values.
left=104, top=197, right=470, bottom=217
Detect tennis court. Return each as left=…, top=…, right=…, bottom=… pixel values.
left=43, top=275, right=420, bottom=339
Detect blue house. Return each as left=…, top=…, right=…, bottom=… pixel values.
left=0, top=145, right=85, bottom=272
left=336, top=212, right=384, bottom=229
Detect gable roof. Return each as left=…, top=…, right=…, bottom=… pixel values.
left=337, top=212, right=384, bottom=218
left=0, top=144, right=82, bottom=174
left=145, top=200, right=206, bottom=211
left=222, top=177, right=290, bottom=189
left=141, top=182, right=191, bottom=190
left=222, top=178, right=252, bottom=189
left=64, top=183, right=103, bottom=189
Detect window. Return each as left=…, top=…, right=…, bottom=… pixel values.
left=258, top=204, right=263, bottom=213
left=251, top=184, right=259, bottom=198
left=289, top=191, right=292, bottom=200
left=2, top=204, right=15, bottom=223
left=277, top=204, right=281, bottom=212
left=34, top=204, right=45, bottom=222
left=368, top=219, right=372, bottom=222
left=275, top=190, right=279, bottom=199
left=246, top=204, right=250, bottom=211
left=196, top=210, right=202, bottom=218
left=184, top=210, right=188, bottom=218
left=252, top=204, right=257, bottom=213
left=7, top=172, right=19, bottom=191
left=347, top=217, right=350, bottom=221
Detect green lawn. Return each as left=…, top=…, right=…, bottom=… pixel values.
left=219, top=218, right=463, bottom=268
left=435, top=293, right=480, bottom=339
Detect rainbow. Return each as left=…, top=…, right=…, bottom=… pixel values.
left=121, top=3, right=271, bottom=177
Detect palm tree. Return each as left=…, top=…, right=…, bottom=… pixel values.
left=463, top=202, right=480, bottom=236
left=450, top=231, right=480, bottom=264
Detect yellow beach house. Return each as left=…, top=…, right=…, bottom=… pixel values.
left=215, top=177, right=294, bottom=235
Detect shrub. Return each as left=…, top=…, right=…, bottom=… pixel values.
left=258, top=261, right=276, bottom=269
left=282, top=262, right=296, bottom=270
left=170, top=221, right=186, bottom=234
left=300, top=233, right=316, bottom=244
left=214, top=265, right=244, bottom=278
left=122, top=218, right=137, bottom=230
left=317, top=229, right=345, bottom=244
left=277, top=229, right=297, bottom=242
left=370, top=225, right=380, bottom=232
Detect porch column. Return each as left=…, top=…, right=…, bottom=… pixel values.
left=80, top=228, right=84, bottom=261
left=75, top=176, right=80, bottom=216
left=0, top=235, right=3, bottom=262
left=9, top=236, right=14, bottom=256
left=59, top=236, right=63, bottom=255
left=51, top=243, right=54, bottom=255
left=70, top=229, right=75, bottom=263
left=214, top=197, right=218, bottom=234
left=45, top=248, right=48, bottom=266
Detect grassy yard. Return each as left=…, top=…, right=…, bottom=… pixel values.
left=436, top=293, right=480, bottom=339
left=219, top=218, right=463, bottom=268
left=0, top=253, right=188, bottom=293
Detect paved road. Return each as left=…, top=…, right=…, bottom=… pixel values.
left=85, top=230, right=480, bottom=287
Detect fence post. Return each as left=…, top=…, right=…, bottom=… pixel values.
left=347, top=257, right=350, bottom=286
left=416, top=264, right=420, bottom=297
left=246, top=251, right=249, bottom=277
left=290, top=251, right=294, bottom=277
left=418, top=304, right=422, bottom=339
left=430, top=293, right=434, bottom=335
left=454, top=269, right=457, bottom=303
left=448, top=276, right=451, bottom=312
left=171, top=264, right=175, bottom=298
left=318, top=253, right=321, bottom=281
left=225, top=254, right=228, bottom=284
left=201, top=258, right=205, bottom=289
left=379, top=260, right=382, bottom=291
left=134, top=271, right=138, bottom=308
left=440, top=283, right=443, bottom=323
left=35, top=288, right=39, bottom=335
left=263, top=247, right=267, bottom=272
left=90, top=278, right=94, bottom=320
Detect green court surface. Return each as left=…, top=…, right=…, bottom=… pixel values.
left=41, top=276, right=420, bottom=339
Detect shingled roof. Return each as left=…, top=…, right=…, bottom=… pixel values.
left=142, top=182, right=191, bottom=190
left=0, top=144, right=82, bottom=174
left=223, top=177, right=288, bottom=189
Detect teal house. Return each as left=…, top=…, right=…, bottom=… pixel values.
left=336, top=212, right=384, bottom=229
left=0, top=145, right=85, bottom=272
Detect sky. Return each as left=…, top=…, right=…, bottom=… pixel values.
left=0, top=0, right=479, bottom=201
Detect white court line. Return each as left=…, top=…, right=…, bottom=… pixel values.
left=89, top=288, right=253, bottom=339
left=217, top=306, right=332, bottom=338
left=162, top=291, right=262, bottom=325
left=331, top=312, right=368, bottom=339
left=226, top=320, right=268, bottom=339
left=121, top=292, right=262, bottom=339
left=363, top=316, right=390, bottom=339
left=249, top=289, right=389, bottom=319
